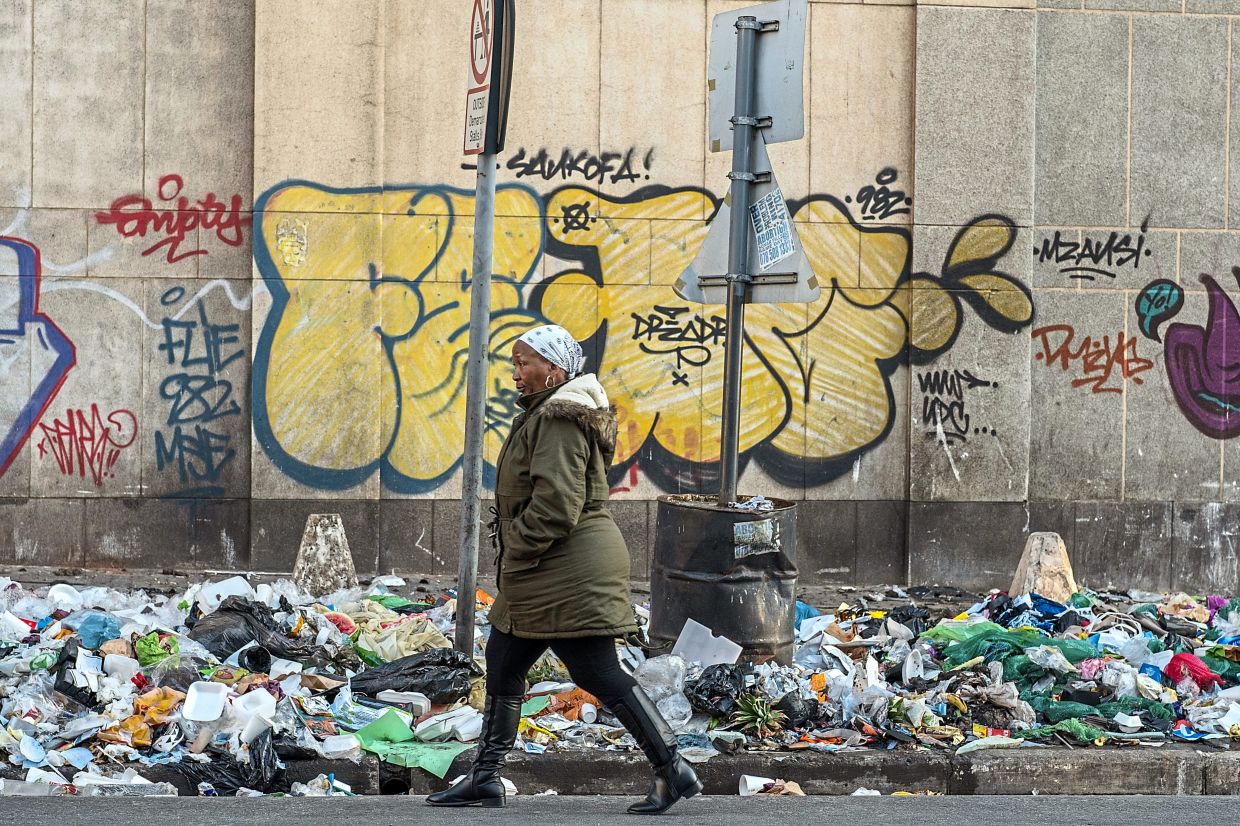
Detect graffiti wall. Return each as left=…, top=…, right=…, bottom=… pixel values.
left=1, top=0, right=1239, bottom=591
left=248, top=180, right=1028, bottom=496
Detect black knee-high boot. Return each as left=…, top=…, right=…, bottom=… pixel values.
left=425, top=694, right=523, bottom=807
left=607, top=686, right=703, bottom=815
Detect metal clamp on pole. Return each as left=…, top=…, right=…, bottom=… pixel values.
left=730, top=114, right=773, bottom=129
left=726, top=170, right=772, bottom=183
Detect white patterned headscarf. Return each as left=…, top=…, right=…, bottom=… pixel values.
left=518, top=324, right=585, bottom=379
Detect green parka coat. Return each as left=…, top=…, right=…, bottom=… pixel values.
left=486, top=373, right=638, bottom=640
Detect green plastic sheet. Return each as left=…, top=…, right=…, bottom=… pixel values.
left=1026, top=695, right=1174, bottom=724
left=521, top=696, right=550, bottom=717
left=368, top=594, right=415, bottom=611
left=363, top=740, right=474, bottom=778
left=922, top=620, right=1005, bottom=645
left=354, top=709, right=415, bottom=746
left=353, top=709, right=474, bottom=778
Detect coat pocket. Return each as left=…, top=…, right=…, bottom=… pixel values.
left=500, top=554, right=540, bottom=575
left=496, top=517, right=539, bottom=574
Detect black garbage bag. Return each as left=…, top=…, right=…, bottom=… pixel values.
left=188, top=596, right=319, bottom=661
left=686, top=664, right=746, bottom=717
left=272, top=732, right=318, bottom=761
left=51, top=639, right=101, bottom=709
left=888, top=606, right=932, bottom=636
left=774, top=692, right=819, bottom=729
left=174, top=729, right=286, bottom=795
left=1052, top=610, right=1087, bottom=634
left=182, top=602, right=205, bottom=631
left=146, top=655, right=211, bottom=693
left=391, top=647, right=483, bottom=675
left=349, top=648, right=481, bottom=704
left=1161, top=616, right=1200, bottom=638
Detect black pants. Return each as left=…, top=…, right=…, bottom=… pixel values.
left=485, top=628, right=638, bottom=705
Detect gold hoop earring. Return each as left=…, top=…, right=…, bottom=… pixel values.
left=545, top=375, right=554, bottom=388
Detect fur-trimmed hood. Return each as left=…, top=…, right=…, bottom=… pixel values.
left=540, top=373, right=618, bottom=453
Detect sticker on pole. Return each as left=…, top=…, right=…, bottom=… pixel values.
left=673, top=135, right=819, bottom=306
left=463, top=0, right=494, bottom=156
left=748, top=188, right=794, bottom=271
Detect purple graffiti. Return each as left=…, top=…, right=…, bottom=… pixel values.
left=1163, top=272, right=1240, bottom=439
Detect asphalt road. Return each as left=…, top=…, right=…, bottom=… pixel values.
left=1, top=795, right=1234, bottom=825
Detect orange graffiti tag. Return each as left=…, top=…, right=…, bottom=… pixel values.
left=1032, top=324, right=1154, bottom=394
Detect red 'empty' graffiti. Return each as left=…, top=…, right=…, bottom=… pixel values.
left=1032, top=324, right=1154, bottom=394
left=36, top=405, right=138, bottom=487
left=95, top=174, right=251, bottom=264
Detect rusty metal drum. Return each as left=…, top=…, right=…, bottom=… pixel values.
left=648, top=494, right=798, bottom=664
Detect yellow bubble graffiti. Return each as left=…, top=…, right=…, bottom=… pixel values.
left=252, top=181, right=1032, bottom=492
left=253, top=183, right=543, bottom=492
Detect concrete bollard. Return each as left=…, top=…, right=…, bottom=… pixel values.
left=1010, top=532, right=1078, bottom=603
left=293, top=514, right=359, bottom=597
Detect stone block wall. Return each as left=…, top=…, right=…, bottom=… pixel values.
left=1, top=0, right=1237, bottom=592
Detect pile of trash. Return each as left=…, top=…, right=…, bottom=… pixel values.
left=0, top=573, right=1239, bottom=797
left=632, top=587, right=1240, bottom=758
left=0, top=575, right=483, bottom=796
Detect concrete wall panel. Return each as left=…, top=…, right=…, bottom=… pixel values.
left=0, top=0, right=32, bottom=209
left=1034, top=10, right=1128, bottom=228
left=809, top=4, right=915, bottom=221
left=32, top=0, right=144, bottom=208
left=1028, top=289, right=1128, bottom=500
left=1131, top=16, right=1228, bottom=229
left=145, top=0, right=255, bottom=209
left=253, top=0, right=383, bottom=193
left=914, top=7, right=1035, bottom=227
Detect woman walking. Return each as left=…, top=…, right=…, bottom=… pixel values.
left=427, top=324, right=701, bottom=814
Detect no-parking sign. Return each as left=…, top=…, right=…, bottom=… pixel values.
left=463, top=0, right=514, bottom=156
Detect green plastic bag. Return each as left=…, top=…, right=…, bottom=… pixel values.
left=1201, top=653, right=1240, bottom=681
left=135, top=632, right=180, bottom=667
left=940, top=628, right=1096, bottom=669
left=922, top=619, right=1005, bottom=646
left=1016, top=717, right=1106, bottom=745
left=1028, top=694, right=1174, bottom=725
left=1002, top=654, right=1048, bottom=692
left=354, top=642, right=385, bottom=668
left=1069, top=593, right=1097, bottom=609
left=368, top=594, right=415, bottom=611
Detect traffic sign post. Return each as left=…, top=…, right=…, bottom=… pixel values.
left=650, top=0, right=811, bottom=670
left=717, top=14, right=762, bottom=508
left=457, top=0, right=515, bottom=655
left=674, top=0, right=813, bottom=506
left=463, top=0, right=515, bottom=157
left=463, top=0, right=492, bottom=155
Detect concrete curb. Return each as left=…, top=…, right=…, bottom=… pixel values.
left=950, top=747, right=1208, bottom=794
left=394, top=746, right=1240, bottom=796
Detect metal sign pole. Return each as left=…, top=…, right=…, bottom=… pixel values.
left=718, top=15, right=762, bottom=507
left=455, top=152, right=497, bottom=654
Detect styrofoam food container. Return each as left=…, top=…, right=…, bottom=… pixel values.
left=183, top=681, right=229, bottom=722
